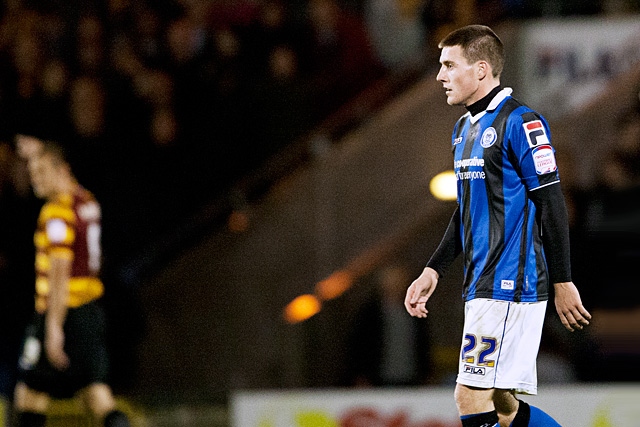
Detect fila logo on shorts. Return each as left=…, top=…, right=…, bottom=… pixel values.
left=463, top=365, right=486, bottom=376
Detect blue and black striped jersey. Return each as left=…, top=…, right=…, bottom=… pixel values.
left=452, top=88, right=560, bottom=303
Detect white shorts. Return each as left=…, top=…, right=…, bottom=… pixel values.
left=456, top=298, right=547, bottom=395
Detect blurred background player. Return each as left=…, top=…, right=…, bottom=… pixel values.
left=13, top=141, right=129, bottom=427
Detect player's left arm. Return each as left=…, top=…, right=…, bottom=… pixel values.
left=45, top=253, right=71, bottom=370
left=514, top=112, right=591, bottom=331
left=528, top=184, right=592, bottom=332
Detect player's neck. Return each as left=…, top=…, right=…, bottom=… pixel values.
left=53, top=176, right=78, bottom=198
left=466, top=84, right=502, bottom=116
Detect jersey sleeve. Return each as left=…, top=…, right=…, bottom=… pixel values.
left=528, top=184, right=572, bottom=283
left=426, top=205, right=462, bottom=277
left=508, top=111, right=560, bottom=190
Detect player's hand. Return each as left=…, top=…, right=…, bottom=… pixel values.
left=405, top=267, right=439, bottom=318
left=45, top=323, right=69, bottom=371
left=554, top=282, right=592, bottom=332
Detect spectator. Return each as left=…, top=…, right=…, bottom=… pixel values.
left=130, top=5, right=168, bottom=69
left=69, top=76, right=106, bottom=140
left=246, top=44, right=314, bottom=167
left=241, top=0, right=307, bottom=76
left=305, top=0, right=385, bottom=118
left=73, top=14, right=107, bottom=76
left=364, top=0, right=427, bottom=70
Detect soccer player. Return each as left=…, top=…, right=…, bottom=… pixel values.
left=13, top=141, right=130, bottom=427
left=404, top=25, right=591, bottom=427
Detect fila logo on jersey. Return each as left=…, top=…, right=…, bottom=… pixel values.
left=501, top=279, right=515, bottom=290
left=463, top=365, right=486, bottom=376
left=523, top=120, right=550, bottom=148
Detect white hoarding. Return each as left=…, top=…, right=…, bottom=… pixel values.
left=232, top=384, right=640, bottom=427
left=518, top=17, right=640, bottom=119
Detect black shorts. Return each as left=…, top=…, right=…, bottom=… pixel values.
left=17, top=301, right=111, bottom=399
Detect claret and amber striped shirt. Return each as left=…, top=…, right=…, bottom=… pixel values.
left=34, top=185, right=104, bottom=313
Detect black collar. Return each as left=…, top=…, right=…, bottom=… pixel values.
left=466, top=86, right=502, bottom=116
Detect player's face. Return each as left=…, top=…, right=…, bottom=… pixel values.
left=15, top=134, right=44, bottom=160
left=436, top=45, right=482, bottom=107
left=28, top=154, right=59, bottom=199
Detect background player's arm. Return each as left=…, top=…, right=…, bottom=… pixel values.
left=45, top=254, right=71, bottom=370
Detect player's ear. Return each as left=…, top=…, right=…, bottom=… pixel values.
left=477, top=61, right=489, bottom=80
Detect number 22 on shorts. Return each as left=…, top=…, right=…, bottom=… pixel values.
left=462, top=334, right=498, bottom=367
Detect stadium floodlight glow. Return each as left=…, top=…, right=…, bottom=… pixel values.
left=284, top=294, right=322, bottom=324
left=429, top=170, right=457, bottom=201
left=227, top=210, right=250, bottom=233
left=315, top=270, right=353, bottom=301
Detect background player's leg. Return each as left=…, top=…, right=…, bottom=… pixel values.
left=103, top=409, right=131, bottom=427
left=13, top=383, right=49, bottom=427
left=79, top=383, right=130, bottom=427
left=15, top=412, right=46, bottom=427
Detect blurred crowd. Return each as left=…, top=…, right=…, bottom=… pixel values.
left=0, top=0, right=639, bottom=266
left=0, top=0, right=385, bottom=259
left=0, top=0, right=440, bottom=277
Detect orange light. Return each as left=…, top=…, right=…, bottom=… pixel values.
left=284, top=294, right=321, bottom=324
left=228, top=210, right=249, bottom=233
left=315, top=270, right=353, bottom=301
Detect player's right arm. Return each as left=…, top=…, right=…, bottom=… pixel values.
left=405, top=267, right=439, bottom=318
left=45, top=254, right=71, bottom=371
left=405, top=206, right=462, bottom=317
